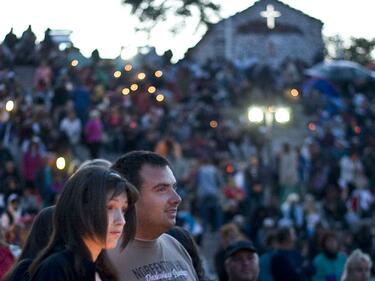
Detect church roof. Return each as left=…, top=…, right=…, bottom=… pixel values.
left=236, top=0, right=323, bottom=25
left=187, top=0, right=323, bottom=57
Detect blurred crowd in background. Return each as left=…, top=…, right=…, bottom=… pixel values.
left=1, top=26, right=375, bottom=280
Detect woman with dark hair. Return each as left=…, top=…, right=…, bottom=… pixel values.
left=28, top=166, right=138, bottom=281
left=3, top=206, right=56, bottom=281
left=78, top=158, right=111, bottom=170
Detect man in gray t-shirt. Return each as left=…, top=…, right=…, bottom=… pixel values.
left=108, top=151, right=198, bottom=281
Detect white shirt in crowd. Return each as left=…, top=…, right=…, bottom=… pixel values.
left=60, top=117, right=82, bottom=145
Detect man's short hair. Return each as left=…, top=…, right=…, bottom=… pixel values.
left=112, top=151, right=170, bottom=190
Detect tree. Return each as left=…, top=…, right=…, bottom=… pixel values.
left=324, top=35, right=345, bottom=60
left=122, top=0, right=221, bottom=32
left=345, top=37, right=375, bottom=65
left=324, top=36, right=375, bottom=65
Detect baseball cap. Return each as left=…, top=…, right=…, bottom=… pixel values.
left=225, top=240, right=257, bottom=259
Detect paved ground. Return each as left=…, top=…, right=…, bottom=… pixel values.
left=200, top=230, right=220, bottom=280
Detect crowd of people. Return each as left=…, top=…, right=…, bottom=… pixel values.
left=0, top=26, right=375, bottom=281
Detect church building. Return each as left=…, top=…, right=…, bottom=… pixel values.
left=188, top=0, right=324, bottom=68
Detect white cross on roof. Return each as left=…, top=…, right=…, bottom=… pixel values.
left=260, top=4, right=281, bottom=29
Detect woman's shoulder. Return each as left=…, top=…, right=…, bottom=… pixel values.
left=30, top=250, right=74, bottom=280
left=30, top=249, right=96, bottom=281
left=43, top=249, right=73, bottom=262
left=6, top=259, right=32, bottom=281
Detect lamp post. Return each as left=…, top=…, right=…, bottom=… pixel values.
left=248, top=105, right=291, bottom=171
left=248, top=105, right=291, bottom=200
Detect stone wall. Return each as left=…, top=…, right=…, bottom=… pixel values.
left=190, top=0, right=324, bottom=67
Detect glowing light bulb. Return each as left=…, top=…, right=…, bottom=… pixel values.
left=290, top=89, right=299, bottom=97
left=248, top=107, right=264, bottom=123
left=275, top=108, right=290, bottom=123
left=113, top=71, right=122, bottom=78
left=155, top=70, right=163, bottom=78
left=308, top=122, right=316, bottom=131
left=5, top=100, right=14, bottom=112
left=56, top=157, right=66, bottom=170
left=137, top=72, right=146, bottom=80
left=156, top=94, right=165, bottom=102
left=130, top=84, right=138, bottom=91
left=122, top=88, right=130, bottom=95
left=124, top=64, right=132, bottom=72
left=210, top=120, right=218, bottom=128
left=148, top=86, right=156, bottom=94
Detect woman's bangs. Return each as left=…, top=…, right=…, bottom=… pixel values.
left=106, top=174, right=127, bottom=199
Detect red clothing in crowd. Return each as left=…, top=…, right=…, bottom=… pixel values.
left=0, top=246, right=15, bottom=279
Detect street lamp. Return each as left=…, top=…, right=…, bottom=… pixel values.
left=248, top=105, right=291, bottom=126
left=274, top=107, right=291, bottom=123
left=56, top=157, right=66, bottom=170
left=5, top=100, right=15, bottom=112
left=247, top=105, right=292, bottom=199
left=247, top=105, right=291, bottom=164
left=248, top=107, right=264, bottom=123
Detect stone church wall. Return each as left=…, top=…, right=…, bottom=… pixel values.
left=190, top=0, right=324, bottom=67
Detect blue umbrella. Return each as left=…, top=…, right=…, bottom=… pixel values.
left=305, top=60, right=375, bottom=83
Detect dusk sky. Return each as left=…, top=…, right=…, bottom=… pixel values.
left=0, top=0, right=374, bottom=60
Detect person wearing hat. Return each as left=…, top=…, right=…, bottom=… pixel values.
left=0, top=194, right=21, bottom=229
left=224, top=240, right=259, bottom=281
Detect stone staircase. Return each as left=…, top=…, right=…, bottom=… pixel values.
left=270, top=102, right=309, bottom=151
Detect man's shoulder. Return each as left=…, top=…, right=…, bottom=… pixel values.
left=159, top=233, right=190, bottom=254
left=159, top=233, right=179, bottom=244
left=108, top=234, right=198, bottom=281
